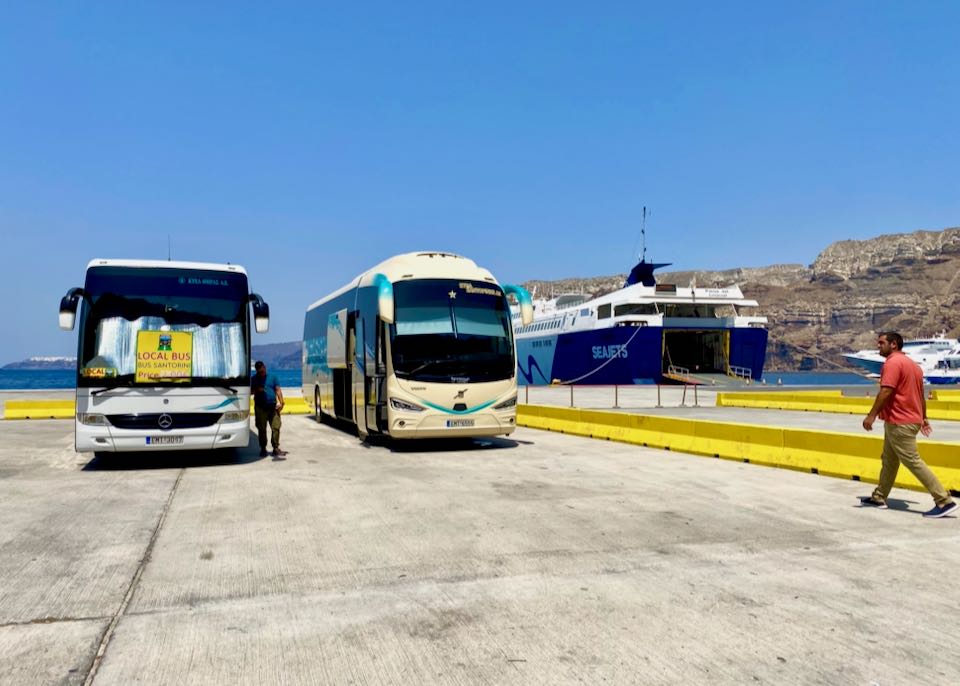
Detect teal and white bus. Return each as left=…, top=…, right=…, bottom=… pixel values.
left=59, top=259, right=270, bottom=453
left=302, top=252, right=533, bottom=440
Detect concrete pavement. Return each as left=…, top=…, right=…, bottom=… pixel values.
left=1, top=411, right=959, bottom=685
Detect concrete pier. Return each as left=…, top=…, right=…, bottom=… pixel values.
left=1, top=395, right=958, bottom=684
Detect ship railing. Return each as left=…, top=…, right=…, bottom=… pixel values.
left=727, top=365, right=752, bottom=381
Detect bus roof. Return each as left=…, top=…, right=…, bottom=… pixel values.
left=85, top=259, right=248, bottom=276
left=306, top=251, right=499, bottom=312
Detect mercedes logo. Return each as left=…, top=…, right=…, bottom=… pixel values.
left=157, top=413, right=174, bottom=430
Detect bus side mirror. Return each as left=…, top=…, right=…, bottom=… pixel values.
left=373, top=273, right=394, bottom=324
left=503, top=284, right=534, bottom=326
left=59, top=288, right=83, bottom=331
left=250, top=293, right=270, bottom=333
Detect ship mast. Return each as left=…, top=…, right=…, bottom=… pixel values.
left=640, top=206, right=647, bottom=262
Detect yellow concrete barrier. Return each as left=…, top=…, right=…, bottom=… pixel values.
left=932, top=389, right=960, bottom=401
left=277, top=397, right=311, bottom=415
left=717, top=391, right=960, bottom=422
left=517, top=404, right=960, bottom=493
left=3, top=400, right=75, bottom=420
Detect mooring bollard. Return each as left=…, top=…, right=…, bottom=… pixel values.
left=680, top=384, right=687, bottom=407
left=569, top=384, right=574, bottom=408
left=694, top=383, right=699, bottom=407
left=525, top=384, right=529, bottom=404
left=613, top=384, right=619, bottom=409
left=656, top=383, right=661, bottom=408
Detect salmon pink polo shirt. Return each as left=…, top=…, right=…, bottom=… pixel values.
left=879, top=350, right=925, bottom=424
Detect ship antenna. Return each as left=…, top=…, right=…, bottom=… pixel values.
left=640, top=206, right=648, bottom=262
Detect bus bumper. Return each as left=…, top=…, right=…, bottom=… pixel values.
left=75, top=420, right=250, bottom=453
left=388, top=412, right=517, bottom=439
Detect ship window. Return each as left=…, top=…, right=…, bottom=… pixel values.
left=614, top=303, right=657, bottom=316
left=598, top=304, right=611, bottom=319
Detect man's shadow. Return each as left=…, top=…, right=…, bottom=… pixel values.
left=855, top=497, right=931, bottom=515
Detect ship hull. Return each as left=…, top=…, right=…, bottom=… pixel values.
left=516, top=326, right=768, bottom=385
left=842, top=354, right=884, bottom=375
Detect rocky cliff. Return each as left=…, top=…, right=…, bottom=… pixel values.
left=522, top=227, right=960, bottom=371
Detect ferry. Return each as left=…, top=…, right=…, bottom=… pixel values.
left=512, top=257, right=768, bottom=385
left=927, top=348, right=960, bottom=385
left=842, top=333, right=959, bottom=376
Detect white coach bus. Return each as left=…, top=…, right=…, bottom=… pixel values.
left=302, top=252, right=533, bottom=440
left=59, top=259, right=270, bottom=453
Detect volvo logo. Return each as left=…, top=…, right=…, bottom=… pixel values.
left=157, top=413, right=174, bottom=430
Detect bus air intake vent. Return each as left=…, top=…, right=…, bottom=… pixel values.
left=106, top=413, right=222, bottom=430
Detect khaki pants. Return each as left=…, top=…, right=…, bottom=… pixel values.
left=254, top=405, right=282, bottom=451
left=872, top=422, right=951, bottom=506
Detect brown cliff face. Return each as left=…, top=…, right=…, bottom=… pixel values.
left=522, top=227, right=960, bottom=371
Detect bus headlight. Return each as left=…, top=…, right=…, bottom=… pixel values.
left=390, top=397, right=425, bottom=412
left=494, top=395, right=517, bottom=410
left=77, top=413, right=107, bottom=426
left=219, top=410, right=250, bottom=423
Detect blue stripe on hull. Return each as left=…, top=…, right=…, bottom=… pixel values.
left=517, top=327, right=662, bottom=385
left=516, top=327, right=768, bottom=385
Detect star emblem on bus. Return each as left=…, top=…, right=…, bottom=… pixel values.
left=448, top=291, right=457, bottom=299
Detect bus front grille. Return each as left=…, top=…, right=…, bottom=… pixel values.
left=106, top=413, right=222, bottom=430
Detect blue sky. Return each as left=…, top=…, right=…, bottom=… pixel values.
left=2, top=2, right=959, bottom=362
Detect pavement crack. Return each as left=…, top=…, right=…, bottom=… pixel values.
left=0, top=615, right=107, bottom=628
left=83, top=468, right=184, bottom=686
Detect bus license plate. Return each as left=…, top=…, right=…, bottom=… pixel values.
left=146, top=436, right=184, bottom=445
left=446, top=419, right=474, bottom=428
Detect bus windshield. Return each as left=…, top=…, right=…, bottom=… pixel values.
left=77, top=266, right=250, bottom=387
left=390, top=279, right=514, bottom=383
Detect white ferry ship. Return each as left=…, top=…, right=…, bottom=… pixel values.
left=512, top=258, right=768, bottom=385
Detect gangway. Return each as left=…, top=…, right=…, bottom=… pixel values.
left=682, top=372, right=752, bottom=387
left=662, top=364, right=704, bottom=385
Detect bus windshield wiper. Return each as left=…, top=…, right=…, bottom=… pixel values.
left=91, top=379, right=136, bottom=396
left=405, top=358, right=453, bottom=376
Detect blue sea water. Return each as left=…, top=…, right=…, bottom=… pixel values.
left=0, top=369, right=306, bottom=390
left=1, top=368, right=870, bottom=390
left=0, top=370, right=76, bottom=389
left=759, top=371, right=873, bottom=386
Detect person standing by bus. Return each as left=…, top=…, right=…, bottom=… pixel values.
left=861, top=332, right=957, bottom=518
left=251, top=360, right=287, bottom=458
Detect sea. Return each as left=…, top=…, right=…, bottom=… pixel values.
left=0, top=369, right=870, bottom=390
left=0, top=369, right=306, bottom=390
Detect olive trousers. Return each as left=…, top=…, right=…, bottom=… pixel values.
left=254, top=405, right=282, bottom=451
left=872, top=422, right=951, bottom=507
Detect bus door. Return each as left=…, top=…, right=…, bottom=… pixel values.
left=329, top=309, right=354, bottom=423
left=351, top=314, right=366, bottom=435
left=364, top=317, right=388, bottom=433
left=364, top=317, right=387, bottom=432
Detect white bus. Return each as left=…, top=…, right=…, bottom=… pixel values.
left=59, top=259, right=270, bottom=453
left=302, top=252, right=533, bottom=440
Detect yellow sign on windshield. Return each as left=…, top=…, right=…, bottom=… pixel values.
left=135, top=330, right=193, bottom=383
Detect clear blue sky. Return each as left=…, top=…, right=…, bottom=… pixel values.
left=2, top=2, right=959, bottom=363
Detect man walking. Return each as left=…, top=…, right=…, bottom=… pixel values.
left=861, top=332, right=957, bottom=518
left=251, top=360, right=287, bottom=459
